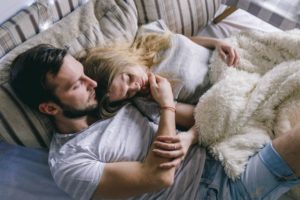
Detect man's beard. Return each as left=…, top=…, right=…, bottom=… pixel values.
left=58, top=101, right=98, bottom=119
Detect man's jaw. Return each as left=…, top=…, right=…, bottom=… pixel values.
left=62, top=105, right=98, bottom=119
left=56, top=98, right=98, bottom=119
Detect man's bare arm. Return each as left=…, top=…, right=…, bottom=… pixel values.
left=175, top=102, right=195, bottom=129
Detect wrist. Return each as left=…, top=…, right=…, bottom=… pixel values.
left=178, top=132, right=194, bottom=152
left=213, top=39, right=221, bottom=48
left=160, top=101, right=176, bottom=108
left=160, top=105, right=176, bottom=113
left=186, top=126, right=198, bottom=145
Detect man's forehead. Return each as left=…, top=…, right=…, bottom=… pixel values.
left=47, top=55, right=81, bottom=91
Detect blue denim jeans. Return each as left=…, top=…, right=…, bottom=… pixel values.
left=198, top=143, right=300, bottom=200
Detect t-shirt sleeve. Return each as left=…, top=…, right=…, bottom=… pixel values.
left=49, top=148, right=105, bottom=200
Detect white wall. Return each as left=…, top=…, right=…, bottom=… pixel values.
left=0, top=0, right=35, bottom=24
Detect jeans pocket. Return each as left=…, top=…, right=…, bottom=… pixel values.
left=199, top=179, right=219, bottom=200
left=199, top=155, right=221, bottom=200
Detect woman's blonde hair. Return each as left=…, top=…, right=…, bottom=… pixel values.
left=77, top=32, right=171, bottom=119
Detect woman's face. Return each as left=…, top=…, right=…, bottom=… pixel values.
left=108, top=65, right=149, bottom=102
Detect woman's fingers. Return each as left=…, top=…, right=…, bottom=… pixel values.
left=233, top=48, right=240, bottom=66
left=159, top=158, right=182, bottom=169
left=153, top=73, right=164, bottom=80
left=218, top=44, right=240, bottom=67
left=148, top=73, right=169, bottom=87
left=148, top=72, right=158, bottom=88
left=227, top=47, right=240, bottom=66
left=224, top=47, right=235, bottom=66
left=219, top=50, right=227, bottom=62
left=147, top=73, right=174, bottom=106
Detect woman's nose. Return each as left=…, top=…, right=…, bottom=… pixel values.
left=130, top=82, right=140, bottom=91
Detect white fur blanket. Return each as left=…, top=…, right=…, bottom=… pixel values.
left=194, top=29, right=300, bottom=179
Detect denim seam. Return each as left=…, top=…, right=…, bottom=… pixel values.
left=261, top=182, right=281, bottom=200
left=235, top=179, right=252, bottom=200
left=259, top=143, right=297, bottom=180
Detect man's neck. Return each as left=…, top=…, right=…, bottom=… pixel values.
left=55, top=115, right=97, bottom=134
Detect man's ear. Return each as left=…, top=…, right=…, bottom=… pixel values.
left=38, top=102, right=59, bottom=115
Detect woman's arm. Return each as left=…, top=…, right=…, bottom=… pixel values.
left=92, top=74, right=178, bottom=199
left=175, top=102, right=195, bottom=129
left=189, top=35, right=221, bottom=49
left=189, top=35, right=239, bottom=66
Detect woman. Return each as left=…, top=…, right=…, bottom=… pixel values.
left=78, top=30, right=239, bottom=128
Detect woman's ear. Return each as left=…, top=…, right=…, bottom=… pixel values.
left=38, top=102, right=59, bottom=115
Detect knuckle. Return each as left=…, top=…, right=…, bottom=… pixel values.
left=167, top=152, right=173, bottom=157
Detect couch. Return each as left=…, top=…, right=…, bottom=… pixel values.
left=0, top=0, right=296, bottom=199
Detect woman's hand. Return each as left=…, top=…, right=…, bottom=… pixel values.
left=215, top=40, right=239, bottom=66
left=148, top=73, right=174, bottom=107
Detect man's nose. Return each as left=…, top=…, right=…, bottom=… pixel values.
left=85, top=76, right=97, bottom=88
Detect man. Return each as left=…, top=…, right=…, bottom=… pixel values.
left=10, top=44, right=300, bottom=200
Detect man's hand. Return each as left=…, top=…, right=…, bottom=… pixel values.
left=152, top=126, right=198, bottom=169
left=152, top=135, right=185, bottom=169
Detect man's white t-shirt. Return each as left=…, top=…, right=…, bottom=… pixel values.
left=49, top=105, right=206, bottom=200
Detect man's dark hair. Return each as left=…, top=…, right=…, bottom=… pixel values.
left=10, top=44, right=68, bottom=110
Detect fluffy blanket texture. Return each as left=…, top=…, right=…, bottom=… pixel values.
left=194, top=29, right=300, bottom=179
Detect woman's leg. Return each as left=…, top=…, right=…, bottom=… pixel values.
left=273, top=125, right=300, bottom=177
left=238, top=142, right=300, bottom=199
left=198, top=125, right=300, bottom=200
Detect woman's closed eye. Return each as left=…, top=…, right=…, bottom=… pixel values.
left=125, top=74, right=136, bottom=97
left=124, top=73, right=133, bottom=84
